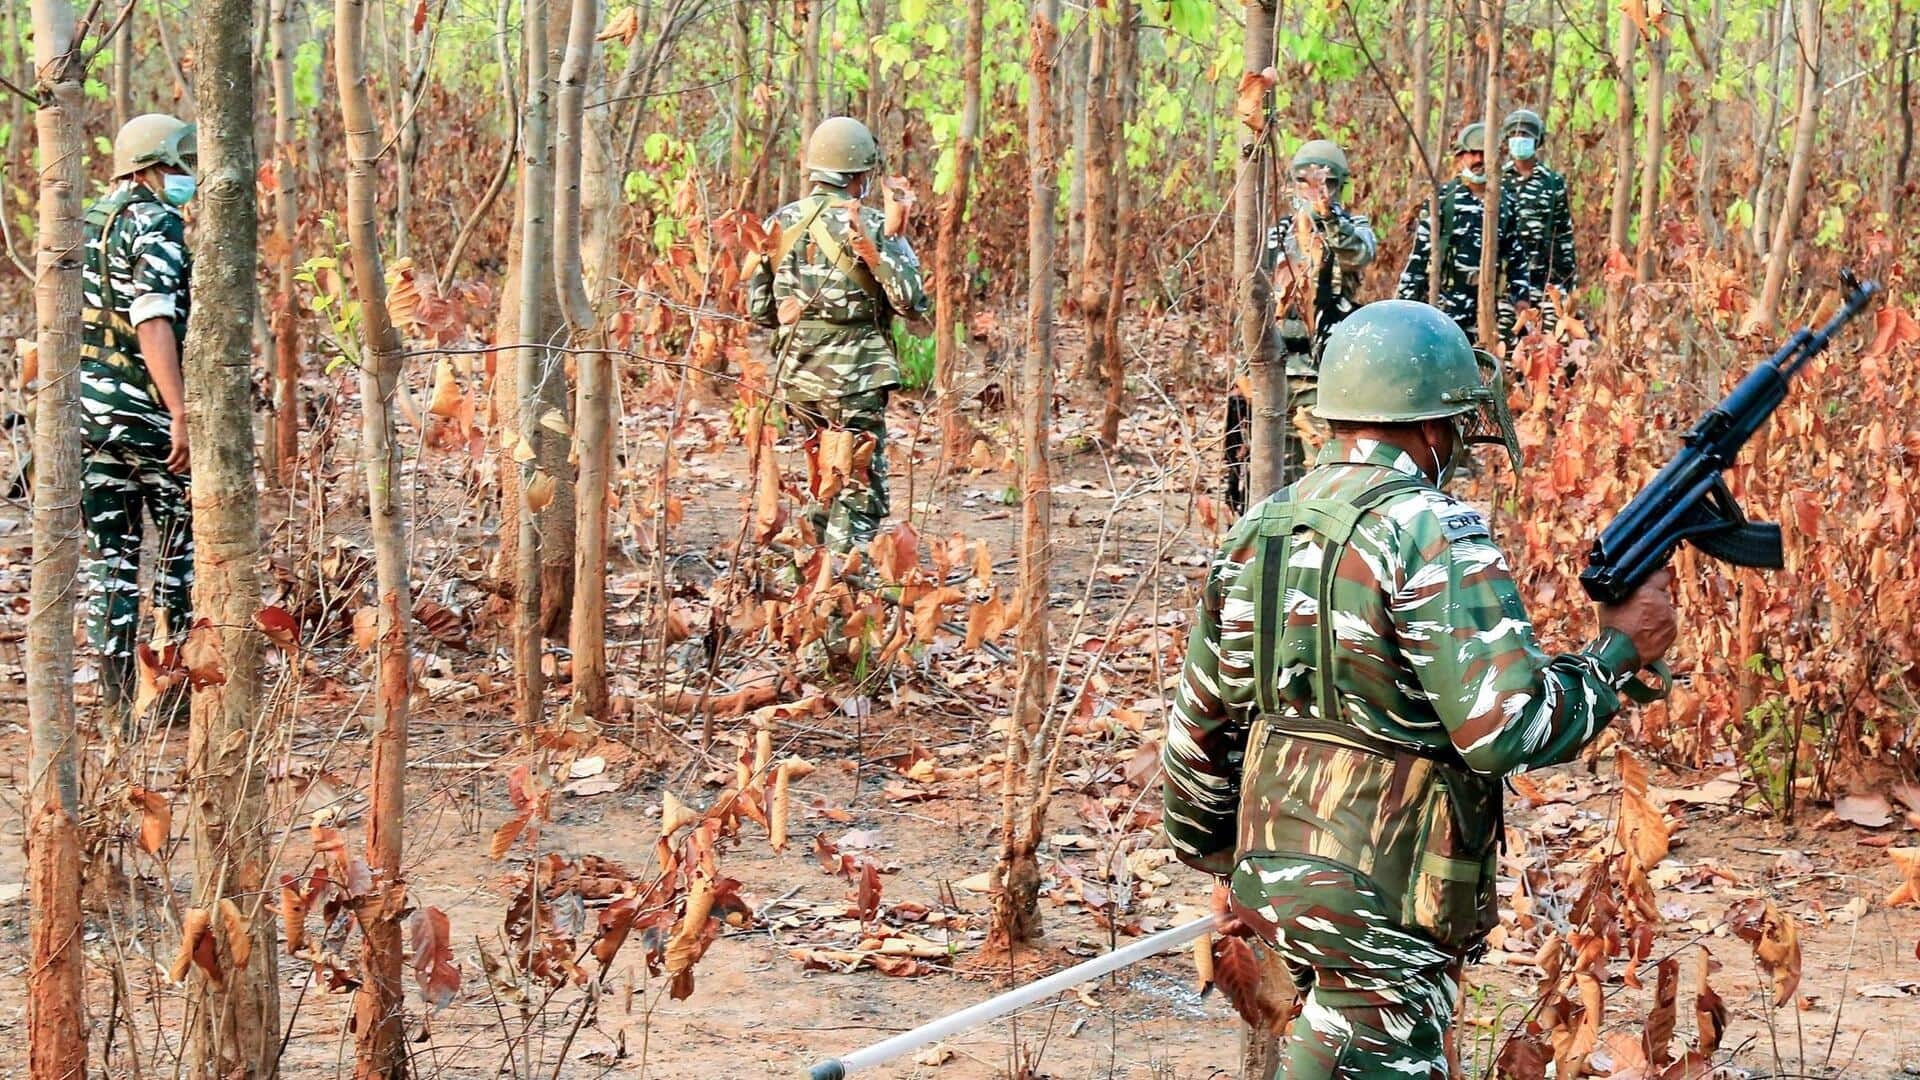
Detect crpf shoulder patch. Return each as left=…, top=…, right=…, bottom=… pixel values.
left=1439, top=506, right=1490, bottom=541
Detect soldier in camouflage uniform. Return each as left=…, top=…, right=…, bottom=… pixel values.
left=1163, top=301, right=1678, bottom=1078
left=82, top=114, right=198, bottom=722
left=746, top=116, right=930, bottom=554
left=1227, top=140, right=1377, bottom=514
left=1497, top=108, right=1576, bottom=337
left=1396, top=123, right=1533, bottom=346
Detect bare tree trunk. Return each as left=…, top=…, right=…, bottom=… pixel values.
left=1240, top=0, right=1284, bottom=501
left=1634, top=22, right=1667, bottom=283
left=1604, top=6, right=1637, bottom=326
left=731, top=0, right=753, bottom=179
left=514, top=0, right=554, bottom=730
left=1753, top=0, right=1823, bottom=332
left=1066, top=31, right=1090, bottom=297
left=1697, top=0, right=1725, bottom=249
left=1095, top=0, right=1134, bottom=447
left=185, top=0, right=281, bottom=1069
left=1427, top=1, right=1453, bottom=308
left=862, top=0, right=884, bottom=128
left=25, top=2, right=87, bottom=1075
left=989, top=0, right=1058, bottom=950
left=1475, top=0, right=1502, bottom=349
left=1410, top=0, right=1430, bottom=178
left=1893, top=15, right=1915, bottom=225
left=1750, top=0, right=1792, bottom=257
left=266, top=0, right=299, bottom=484
left=556, top=0, right=609, bottom=724
left=395, top=15, right=418, bottom=259
left=337, top=0, right=413, bottom=1073
left=1076, top=17, right=1111, bottom=389
left=932, top=0, right=984, bottom=457
left=113, top=5, right=133, bottom=129
left=801, top=0, right=822, bottom=135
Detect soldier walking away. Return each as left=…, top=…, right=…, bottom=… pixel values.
left=1163, top=300, right=1678, bottom=1078
left=1225, top=139, right=1376, bottom=516
left=746, top=116, right=929, bottom=556
left=1497, top=108, right=1576, bottom=338
left=1397, top=123, right=1533, bottom=346
left=82, top=114, right=198, bottom=729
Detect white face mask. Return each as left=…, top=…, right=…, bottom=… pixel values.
left=1509, top=135, right=1538, bottom=160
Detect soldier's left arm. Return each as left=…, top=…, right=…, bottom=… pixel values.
left=1498, top=198, right=1536, bottom=304
left=874, top=231, right=931, bottom=323
left=1550, top=175, right=1577, bottom=289
left=1162, top=541, right=1256, bottom=876
left=1389, top=498, right=1644, bottom=777
left=744, top=213, right=780, bottom=327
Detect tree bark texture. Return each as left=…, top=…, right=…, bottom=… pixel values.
left=1607, top=9, right=1638, bottom=263
left=1095, top=0, right=1135, bottom=447
left=185, top=0, right=282, bottom=1071
left=113, top=6, right=132, bottom=129
left=336, top=0, right=414, bottom=1073
left=1077, top=14, right=1112, bottom=389
left=863, top=0, right=884, bottom=131
left=25, top=1, right=87, bottom=1073
left=515, top=0, right=554, bottom=730
left=1755, top=0, right=1824, bottom=331
left=267, top=0, right=300, bottom=484
left=1240, top=0, right=1284, bottom=504
left=556, top=0, right=610, bottom=724
left=931, top=0, right=985, bottom=457
left=1475, top=0, right=1502, bottom=350
left=1635, top=24, right=1667, bottom=283
left=990, top=0, right=1058, bottom=949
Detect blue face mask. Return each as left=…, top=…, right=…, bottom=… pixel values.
left=1508, top=135, right=1537, bottom=160
left=161, top=173, right=197, bottom=207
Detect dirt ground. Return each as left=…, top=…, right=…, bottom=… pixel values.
left=2, top=324, right=1918, bottom=1079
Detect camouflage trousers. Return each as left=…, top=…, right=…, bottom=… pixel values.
left=1496, top=292, right=1564, bottom=340
left=790, top=390, right=891, bottom=554
left=1230, top=856, right=1460, bottom=1079
left=81, top=361, right=193, bottom=699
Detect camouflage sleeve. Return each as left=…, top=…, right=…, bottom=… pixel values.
left=1389, top=498, right=1643, bottom=777
left=1261, top=222, right=1284, bottom=276
left=126, top=208, right=187, bottom=327
left=1162, top=544, right=1254, bottom=876
left=1550, top=180, right=1577, bottom=290
left=1329, top=209, right=1377, bottom=271
left=745, top=214, right=779, bottom=328
left=873, top=228, right=930, bottom=319
left=1397, top=204, right=1432, bottom=300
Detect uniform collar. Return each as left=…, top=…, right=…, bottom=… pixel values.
left=1502, top=160, right=1549, bottom=180
left=809, top=180, right=853, bottom=197
left=1314, top=435, right=1433, bottom=481
left=107, top=178, right=170, bottom=212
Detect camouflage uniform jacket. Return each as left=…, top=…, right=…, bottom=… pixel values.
left=1502, top=160, right=1576, bottom=301
left=82, top=181, right=191, bottom=411
left=1162, top=436, right=1644, bottom=876
left=1395, top=180, right=1531, bottom=339
left=745, top=181, right=929, bottom=402
left=1263, top=204, right=1376, bottom=365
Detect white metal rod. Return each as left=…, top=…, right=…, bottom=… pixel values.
left=807, top=912, right=1222, bottom=1078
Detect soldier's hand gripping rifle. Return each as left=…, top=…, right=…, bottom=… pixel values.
left=1580, top=272, right=1880, bottom=690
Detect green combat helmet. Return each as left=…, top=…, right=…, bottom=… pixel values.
left=1313, top=299, right=1522, bottom=470
left=113, top=113, right=196, bottom=178
left=1453, top=122, right=1489, bottom=155
left=1291, top=139, right=1350, bottom=183
left=804, top=116, right=881, bottom=175
left=1501, top=107, right=1545, bottom=140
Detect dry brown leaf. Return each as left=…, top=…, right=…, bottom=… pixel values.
left=254, top=605, right=301, bottom=652
left=1834, top=793, right=1894, bottom=828
left=128, top=786, right=171, bottom=855
left=664, top=870, right=717, bottom=997
left=351, top=606, right=379, bottom=651
left=219, top=897, right=252, bottom=972
left=1234, top=67, right=1277, bottom=133
left=171, top=907, right=221, bottom=988
left=660, top=791, right=698, bottom=839
left=1694, top=949, right=1727, bottom=1055
left=525, top=469, right=557, bottom=513
left=1192, top=931, right=1215, bottom=992
left=1643, top=957, right=1679, bottom=1066
left=1728, top=899, right=1801, bottom=1006
left=181, top=618, right=229, bottom=690
left=1210, top=935, right=1288, bottom=1033
left=1885, top=847, right=1920, bottom=907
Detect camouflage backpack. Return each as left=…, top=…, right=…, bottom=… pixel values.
left=1235, top=473, right=1503, bottom=952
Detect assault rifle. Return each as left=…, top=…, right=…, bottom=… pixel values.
left=1580, top=271, right=1880, bottom=607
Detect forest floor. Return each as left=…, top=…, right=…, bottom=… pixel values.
left=0, top=316, right=1917, bottom=1078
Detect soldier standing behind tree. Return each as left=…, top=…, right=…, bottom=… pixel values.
left=1397, top=122, right=1533, bottom=346
left=81, top=114, right=198, bottom=728
left=746, top=116, right=930, bottom=555
left=1497, top=108, right=1577, bottom=337
left=1225, top=139, right=1375, bottom=515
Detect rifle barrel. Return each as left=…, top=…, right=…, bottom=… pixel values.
left=806, top=913, right=1224, bottom=1078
